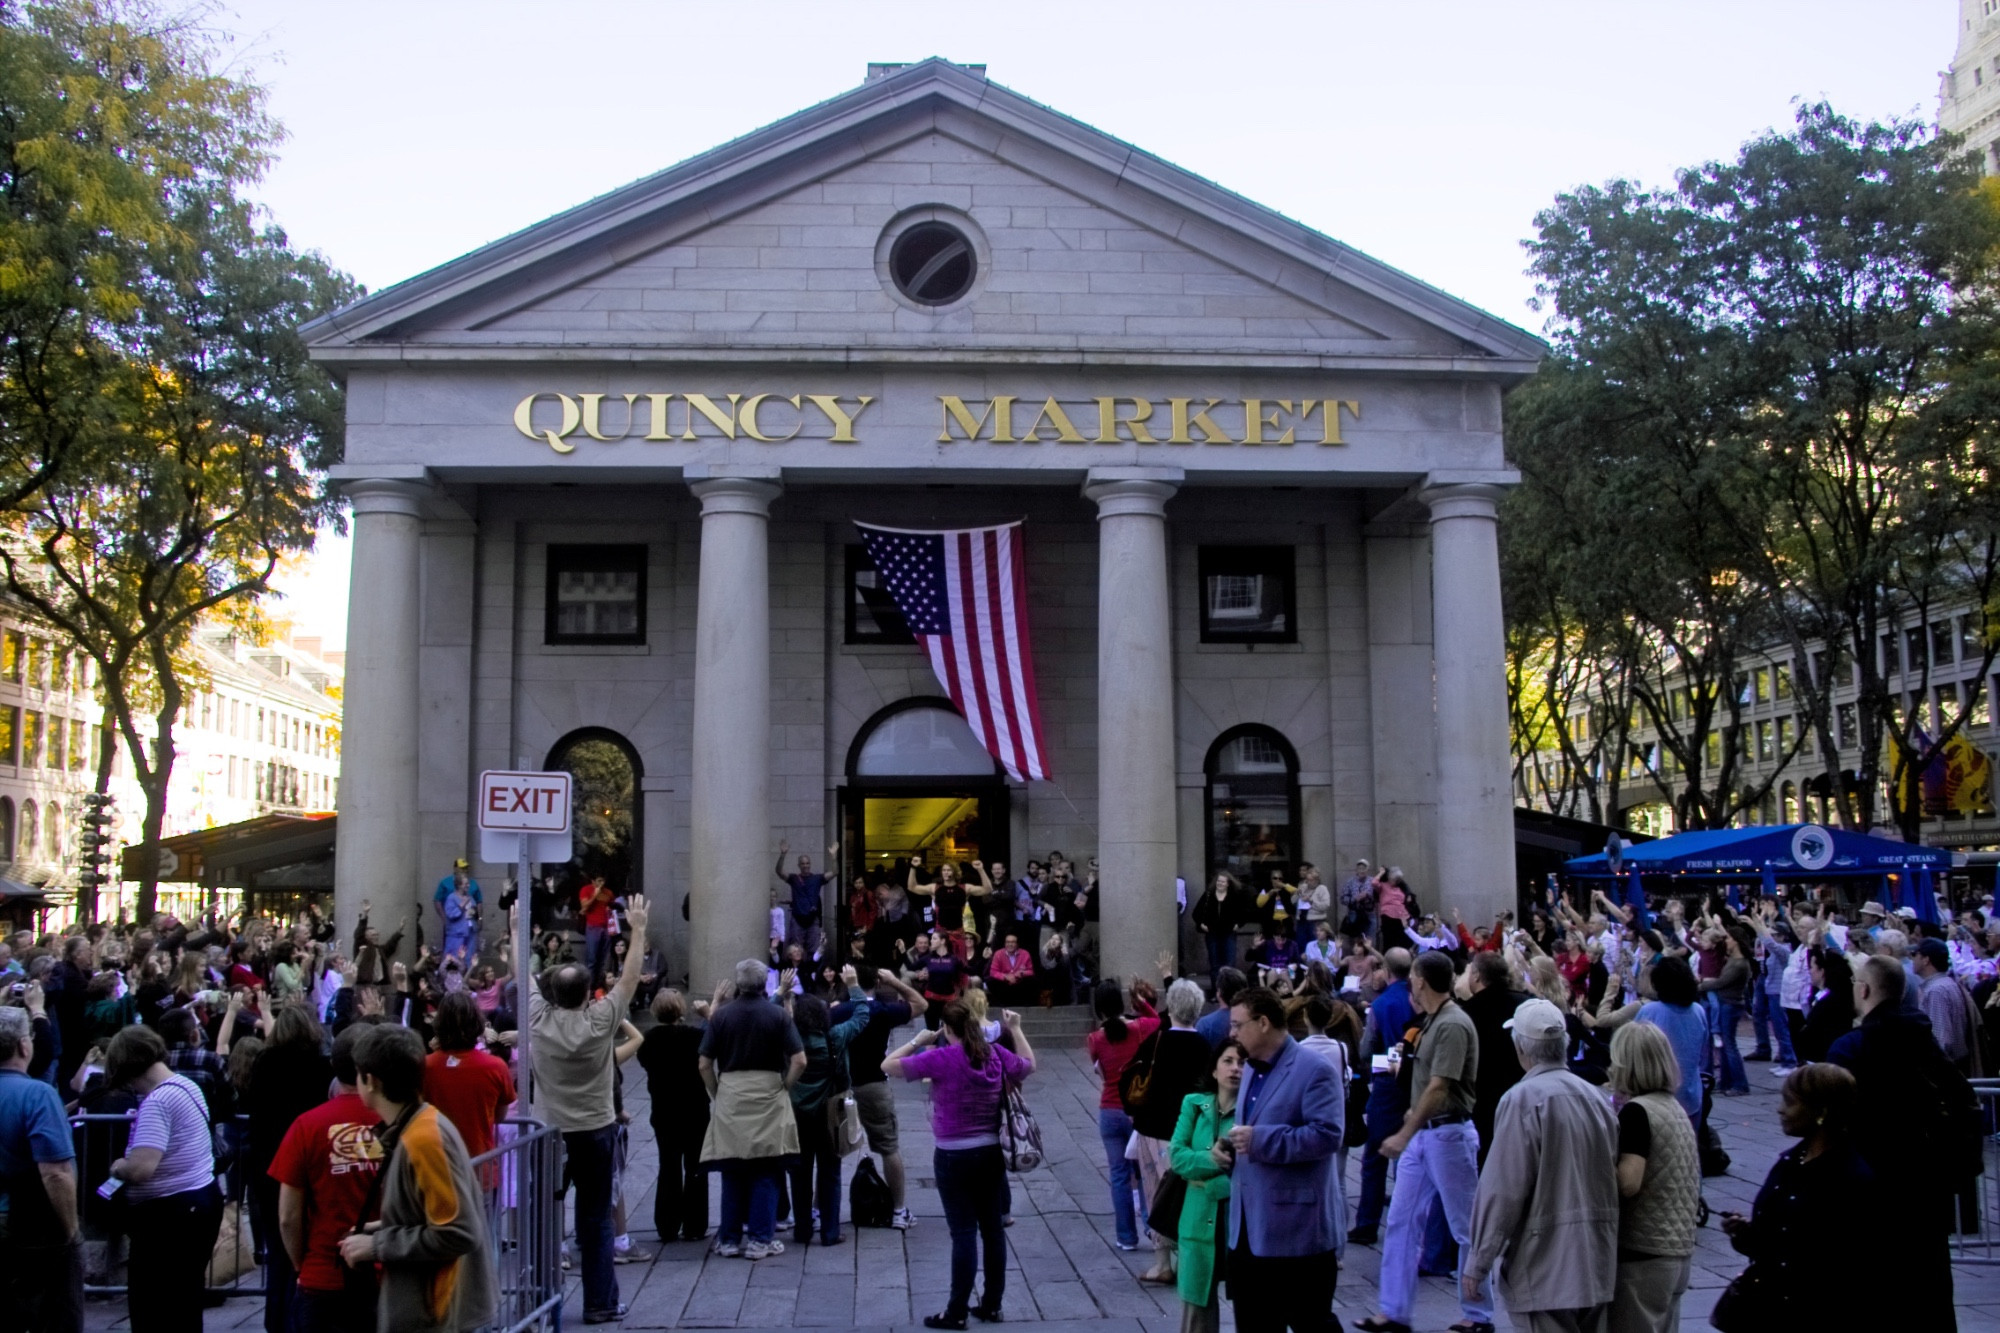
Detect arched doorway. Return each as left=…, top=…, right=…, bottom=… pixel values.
left=843, top=698, right=1008, bottom=898
left=1204, top=725, right=1300, bottom=883
left=544, top=728, right=642, bottom=897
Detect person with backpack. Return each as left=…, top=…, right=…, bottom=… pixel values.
left=1085, top=979, right=1161, bottom=1252
left=884, top=1000, right=1035, bottom=1328
left=1827, top=956, right=1974, bottom=1331
left=784, top=976, right=871, bottom=1246
left=832, top=965, right=926, bottom=1230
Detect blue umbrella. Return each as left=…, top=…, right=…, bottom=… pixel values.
left=1624, top=865, right=1652, bottom=930
left=1916, top=865, right=1941, bottom=927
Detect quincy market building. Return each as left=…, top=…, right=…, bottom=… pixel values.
left=306, top=61, right=1544, bottom=989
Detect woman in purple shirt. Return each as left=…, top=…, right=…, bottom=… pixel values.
left=884, top=1000, right=1036, bottom=1329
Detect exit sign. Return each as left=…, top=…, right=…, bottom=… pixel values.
left=478, top=770, right=573, bottom=834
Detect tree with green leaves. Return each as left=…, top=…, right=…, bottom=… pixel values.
left=1509, top=103, right=2000, bottom=838
left=0, top=2, right=354, bottom=920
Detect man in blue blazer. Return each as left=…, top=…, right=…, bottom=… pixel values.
left=1224, top=986, right=1346, bottom=1332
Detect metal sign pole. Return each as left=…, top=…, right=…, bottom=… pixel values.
left=515, top=828, right=534, bottom=1115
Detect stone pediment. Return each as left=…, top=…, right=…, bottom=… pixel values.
left=305, top=61, right=1544, bottom=374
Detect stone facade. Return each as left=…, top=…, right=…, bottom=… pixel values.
left=1942, top=0, right=2000, bottom=174
left=307, top=61, right=1542, bottom=989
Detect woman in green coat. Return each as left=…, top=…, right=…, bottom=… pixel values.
left=1168, top=1039, right=1247, bottom=1333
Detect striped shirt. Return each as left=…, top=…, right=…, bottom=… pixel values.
left=128, top=1073, right=214, bottom=1200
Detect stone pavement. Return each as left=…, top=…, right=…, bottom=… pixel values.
left=87, top=1019, right=2000, bottom=1330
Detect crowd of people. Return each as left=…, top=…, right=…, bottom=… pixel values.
left=1062, top=862, right=1989, bottom=1333
left=0, top=842, right=1993, bottom=1333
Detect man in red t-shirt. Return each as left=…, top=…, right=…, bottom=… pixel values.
left=579, top=875, right=616, bottom=984
left=422, top=992, right=516, bottom=1162
left=269, top=1025, right=382, bottom=1333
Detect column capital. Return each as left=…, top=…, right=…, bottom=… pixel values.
left=341, top=476, right=430, bottom=519
left=1083, top=466, right=1183, bottom=520
left=1417, top=481, right=1506, bottom=523
left=688, top=470, right=782, bottom=518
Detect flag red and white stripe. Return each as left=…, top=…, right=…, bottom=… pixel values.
left=854, top=521, right=1050, bottom=781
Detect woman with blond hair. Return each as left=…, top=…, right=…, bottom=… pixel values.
left=1606, top=1023, right=1699, bottom=1333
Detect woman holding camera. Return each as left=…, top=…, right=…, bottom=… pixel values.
left=104, top=1024, right=223, bottom=1333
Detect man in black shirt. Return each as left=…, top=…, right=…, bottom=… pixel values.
left=1461, top=951, right=1528, bottom=1166
left=831, top=965, right=927, bottom=1229
left=698, top=961, right=805, bottom=1260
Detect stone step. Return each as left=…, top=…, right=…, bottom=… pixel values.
left=1008, top=1005, right=1096, bottom=1046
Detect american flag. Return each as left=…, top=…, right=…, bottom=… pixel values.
left=855, top=521, right=1050, bottom=782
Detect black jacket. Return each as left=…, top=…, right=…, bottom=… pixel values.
left=1730, top=1142, right=1886, bottom=1326
left=1793, top=990, right=1854, bottom=1065
left=1461, top=984, right=1526, bottom=1157
left=1129, top=1027, right=1218, bottom=1141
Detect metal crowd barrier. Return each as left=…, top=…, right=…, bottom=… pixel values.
left=473, top=1117, right=566, bottom=1333
left=69, top=1109, right=566, bottom=1332
left=70, top=1110, right=266, bottom=1300
left=1953, top=1081, right=2000, bottom=1265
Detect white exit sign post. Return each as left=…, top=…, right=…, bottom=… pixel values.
left=477, top=769, right=573, bottom=1114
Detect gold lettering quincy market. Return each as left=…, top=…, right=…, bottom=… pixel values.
left=513, top=392, right=876, bottom=453
left=937, top=396, right=1360, bottom=445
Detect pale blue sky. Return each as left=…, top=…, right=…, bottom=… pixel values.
left=249, top=0, right=1947, bottom=647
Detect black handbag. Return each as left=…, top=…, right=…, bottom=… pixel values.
left=1148, top=1169, right=1188, bottom=1238
left=1709, top=1264, right=1776, bottom=1332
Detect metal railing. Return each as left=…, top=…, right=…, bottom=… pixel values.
left=1948, top=1081, right=2000, bottom=1264
left=70, top=1110, right=265, bottom=1299
left=473, top=1117, right=566, bottom=1333
left=71, top=1108, right=566, bottom=1332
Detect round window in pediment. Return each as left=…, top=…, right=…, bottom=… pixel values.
left=889, top=221, right=977, bottom=306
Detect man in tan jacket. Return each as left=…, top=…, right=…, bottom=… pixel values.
left=1464, top=998, right=1619, bottom=1333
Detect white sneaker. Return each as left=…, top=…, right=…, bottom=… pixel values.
left=1770, top=1065, right=1798, bottom=1077
left=890, top=1207, right=915, bottom=1230
left=743, top=1239, right=786, bottom=1260
left=713, top=1240, right=743, bottom=1258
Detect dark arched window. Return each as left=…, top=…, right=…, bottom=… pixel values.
left=0, top=796, right=15, bottom=862
left=545, top=728, right=643, bottom=894
left=847, top=698, right=1000, bottom=779
left=1204, top=725, right=1300, bottom=883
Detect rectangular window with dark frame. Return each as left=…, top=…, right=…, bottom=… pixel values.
left=845, top=545, right=915, bottom=645
left=1198, top=546, right=1296, bottom=644
left=546, top=545, right=648, bottom=645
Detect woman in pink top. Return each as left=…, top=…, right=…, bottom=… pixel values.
left=1085, top=979, right=1161, bottom=1251
left=885, top=1000, right=1036, bottom=1328
left=1375, top=869, right=1412, bottom=950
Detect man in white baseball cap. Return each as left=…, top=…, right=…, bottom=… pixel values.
left=1463, top=998, right=1619, bottom=1333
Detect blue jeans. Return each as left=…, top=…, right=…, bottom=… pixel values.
left=934, top=1146, right=1007, bottom=1317
left=1378, top=1121, right=1492, bottom=1326
left=1354, top=1074, right=1404, bottom=1230
left=1203, top=930, right=1237, bottom=978
left=719, top=1161, right=780, bottom=1246
left=563, top=1126, right=619, bottom=1316
left=1713, top=999, right=1750, bottom=1092
left=1749, top=988, right=1796, bottom=1063
left=584, top=926, right=612, bottom=982
left=1097, top=1108, right=1140, bottom=1247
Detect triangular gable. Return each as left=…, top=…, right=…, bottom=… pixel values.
left=304, top=60, right=1545, bottom=369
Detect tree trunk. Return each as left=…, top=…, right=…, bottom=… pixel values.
left=134, top=703, right=180, bottom=926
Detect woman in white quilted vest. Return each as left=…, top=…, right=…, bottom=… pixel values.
left=1606, top=1022, right=1701, bottom=1333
